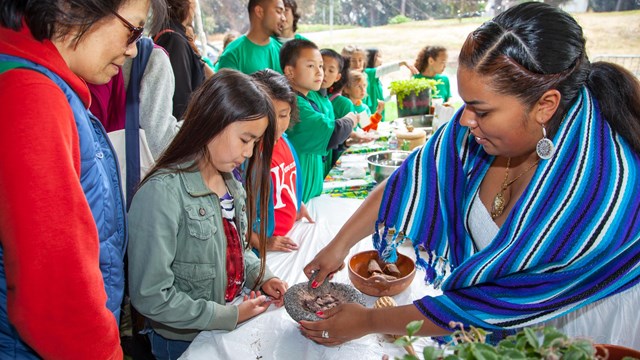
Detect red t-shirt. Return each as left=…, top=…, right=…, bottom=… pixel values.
left=271, top=138, right=298, bottom=236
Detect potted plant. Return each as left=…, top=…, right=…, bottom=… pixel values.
left=388, top=320, right=640, bottom=360
left=389, top=78, right=441, bottom=118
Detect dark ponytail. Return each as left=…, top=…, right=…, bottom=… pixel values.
left=587, top=62, right=640, bottom=153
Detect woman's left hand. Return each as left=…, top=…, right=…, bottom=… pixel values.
left=298, top=303, right=371, bottom=346
left=261, top=278, right=288, bottom=307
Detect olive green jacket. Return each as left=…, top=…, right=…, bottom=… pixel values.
left=127, top=164, right=275, bottom=341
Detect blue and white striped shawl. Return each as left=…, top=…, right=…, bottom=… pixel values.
left=374, top=87, right=640, bottom=335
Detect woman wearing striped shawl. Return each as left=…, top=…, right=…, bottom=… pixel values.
left=299, top=2, right=640, bottom=348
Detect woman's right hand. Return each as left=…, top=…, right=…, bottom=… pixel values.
left=237, top=291, right=270, bottom=323
left=303, top=242, right=349, bottom=288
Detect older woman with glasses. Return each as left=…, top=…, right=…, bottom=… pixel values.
left=0, top=0, right=164, bottom=358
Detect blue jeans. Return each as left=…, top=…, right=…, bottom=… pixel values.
left=147, top=329, right=191, bottom=360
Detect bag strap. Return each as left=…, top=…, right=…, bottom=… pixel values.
left=153, top=29, right=175, bottom=43
left=124, top=37, right=154, bottom=209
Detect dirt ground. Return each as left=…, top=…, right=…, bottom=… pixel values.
left=305, top=10, right=640, bottom=65
left=302, top=10, right=640, bottom=109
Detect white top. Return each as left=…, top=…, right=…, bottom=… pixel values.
left=467, top=191, right=640, bottom=349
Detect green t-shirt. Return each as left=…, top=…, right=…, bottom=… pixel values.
left=331, top=95, right=355, bottom=120
left=364, top=68, right=385, bottom=121
left=413, top=73, right=451, bottom=102
left=353, top=102, right=371, bottom=117
left=273, top=33, right=308, bottom=46
left=312, top=91, right=335, bottom=121
left=285, top=92, right=335, bottom=202
left=216, top=35, right=283, bottom=74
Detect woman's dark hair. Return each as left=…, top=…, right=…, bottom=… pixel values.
left=414, top=45, right=446, bottom=73
left=251, top=69, right=299, bottom=127
left=459, top=1, right=640, bottom=153
left=1, top=0, right=167, bottom=46
left=145, top=69, right=276, bottom=285
left=283, top=0, right=300, bottom=33
left=366, top=47, right=378, bottom=69
left=166, top=0, right=191, bottom=25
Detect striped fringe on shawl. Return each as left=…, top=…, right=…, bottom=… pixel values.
left=373, top=87, right=640, bottom=340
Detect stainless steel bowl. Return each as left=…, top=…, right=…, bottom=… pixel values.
left=367, top=151, right=410, bottom=183
left=399, top=114, right=433, bottom=128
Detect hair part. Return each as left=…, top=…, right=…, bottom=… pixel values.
left=458, top=2, right=640, bottom=153
left=458, top=3, right=640, bottom=152
left=279, top=38, right=318, bottom=69
left=144, top=69, right=276, bottom=285
left=414, top=45, right=446, bottom=73
left=251, top=69, right=299, bottom=127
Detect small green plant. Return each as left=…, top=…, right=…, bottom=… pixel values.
left=392, top=320, right=608, bottom=360
left=389, top=15, right=412, bottom=24
left=388, top=78, right=441, bottom=109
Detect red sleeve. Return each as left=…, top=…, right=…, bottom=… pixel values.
left=0, top=70, right=122, bottom=359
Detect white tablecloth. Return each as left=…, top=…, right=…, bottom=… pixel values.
left=180, top=195, right=441, bottom=360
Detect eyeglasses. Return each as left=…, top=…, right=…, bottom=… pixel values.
left=111, top=10, right=144, bottom=45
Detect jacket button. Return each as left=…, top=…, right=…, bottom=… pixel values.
left=96, top=152, right=104, bottom=159
left=242, top=205, right=246, bottom=212
left=199, top=208, right=206, bottom=216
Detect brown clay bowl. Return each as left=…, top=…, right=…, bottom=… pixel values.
left=348, top=250, right=416, bottom=297
left=595, top=344, right=640, bottom=360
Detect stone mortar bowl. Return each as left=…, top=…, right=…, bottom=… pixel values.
left=284, top=280, right=365, bottom=322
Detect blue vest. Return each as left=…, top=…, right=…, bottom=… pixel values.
left=0, top=55, right=126, bottom=358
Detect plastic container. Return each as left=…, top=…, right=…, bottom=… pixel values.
left=388, top=134, right=398, bottom=150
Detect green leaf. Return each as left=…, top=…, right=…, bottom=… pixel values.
left=422, top=347, right=445, bottom=360
left=496, top=349, right=527, bottom=359
left=523, top=327, right=539, bottom=350
left=443, top=355, right=461, bottom=360
left=388, top=78, right=440, bottom=109
left=473, top=343, right=499, bottom=360
left=400, top=355, right=420, bottom=360
left=394, top=337, right=412, bottom=347
left=406, top=320, right=424, bottom=337
left=571, top=340, right=596, bottom=357
left=561, top=348, right=586, bottom=360
left=496, top=339, right=517, bottom=350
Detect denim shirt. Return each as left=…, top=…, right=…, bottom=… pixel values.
left=127, top=163, right=275, bottom=342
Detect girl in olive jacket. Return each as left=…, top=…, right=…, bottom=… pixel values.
left=128, top=69, right=288, bottom=358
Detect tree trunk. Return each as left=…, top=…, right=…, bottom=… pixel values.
left=401, top=0, right=406, bottom=16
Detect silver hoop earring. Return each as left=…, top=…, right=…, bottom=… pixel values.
left=536, top=125, right=555, bottom=159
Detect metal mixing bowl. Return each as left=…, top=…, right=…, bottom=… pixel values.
left=367, top=151, right=410, bottom=183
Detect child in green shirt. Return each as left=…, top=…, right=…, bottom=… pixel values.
left=319, top=49, right=373, bottom=176
left=413, top=45, right=451, bottom=103
left=281, top=39, right=357, bottom=202
left=343, top=45, right=417, bottom=121
left=343, top=70, right=385, bottom=132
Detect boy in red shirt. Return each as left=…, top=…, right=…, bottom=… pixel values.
left=251, top=69, right=313, bottom=252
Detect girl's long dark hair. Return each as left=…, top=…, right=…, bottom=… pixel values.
left=1, top=0, right=166, bottom=45
left=144, top=69, right=276, bottom=286
left=459, top=2, right=640, bottom=153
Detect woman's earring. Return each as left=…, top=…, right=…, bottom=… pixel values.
left=536, top=125, right=555, bottom=159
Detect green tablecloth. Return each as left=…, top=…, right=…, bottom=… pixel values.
left=322, top=142, right=387, bottom=199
